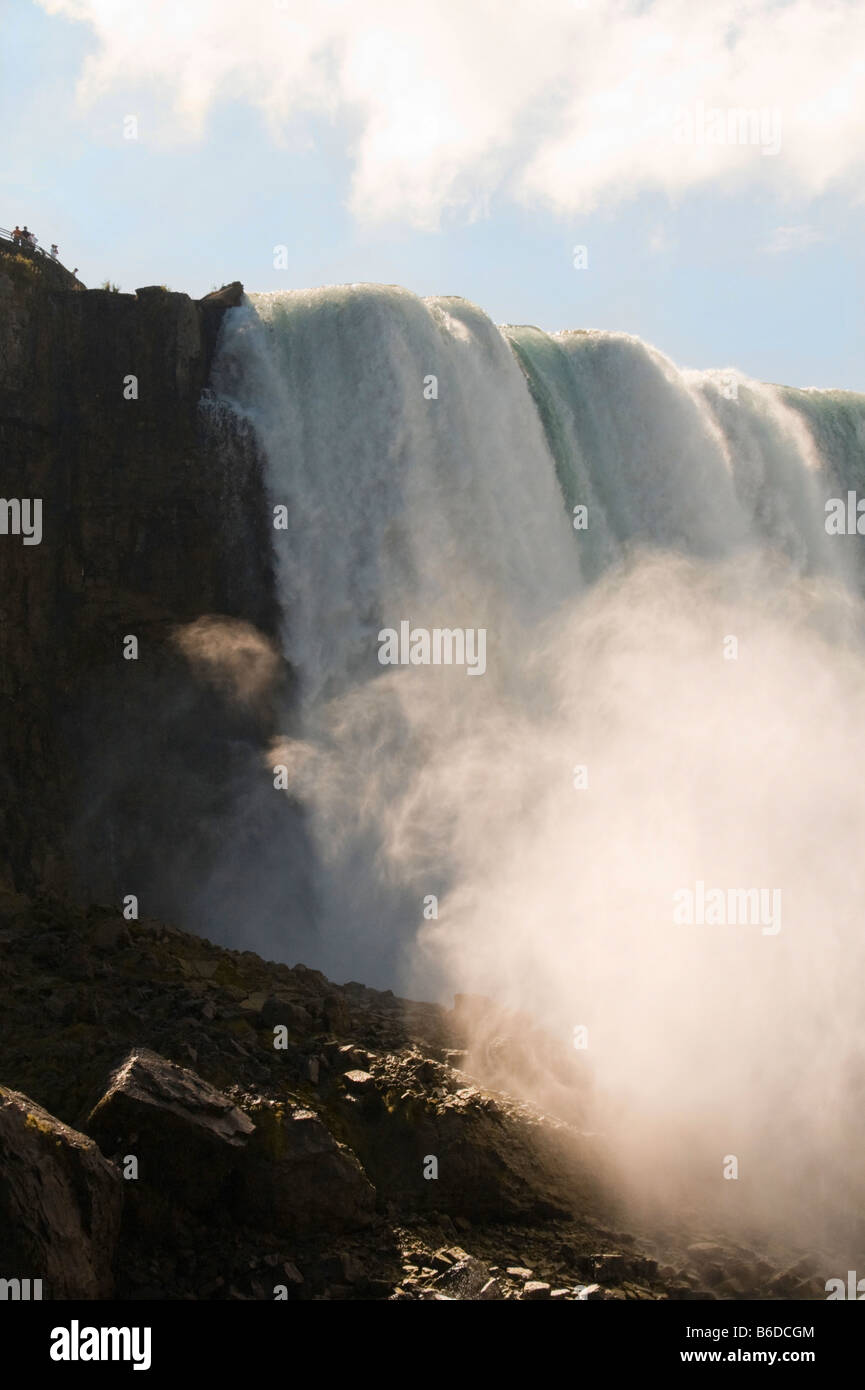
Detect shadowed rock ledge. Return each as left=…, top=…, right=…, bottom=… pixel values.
left=0, top=888, right=825, bottom=1301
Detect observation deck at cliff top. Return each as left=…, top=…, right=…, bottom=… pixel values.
left=0, top=227, right=85, bottom=289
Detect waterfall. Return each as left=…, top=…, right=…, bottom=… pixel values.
left=213, top=284, right=865, bottom=1245
left=214, top=286, right=579, bottom=702
left=212, top=285, right=581, bottom=983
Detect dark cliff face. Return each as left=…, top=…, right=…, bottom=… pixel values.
left=0, top=261, right=313, bottom=944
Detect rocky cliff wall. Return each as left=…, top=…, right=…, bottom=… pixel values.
left=0, top=260, right=311, bottom=941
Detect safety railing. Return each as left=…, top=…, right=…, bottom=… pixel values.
left=0, top=227, right=57, bottom=258
left=0, top=226, right=82, bottom=288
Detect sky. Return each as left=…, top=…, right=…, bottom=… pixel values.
left=1, top=0, right=864, bottom=388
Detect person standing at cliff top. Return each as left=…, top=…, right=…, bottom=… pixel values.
left=50, top=244, right=58, bottom=260
left=11, top=226, right=23, bottom=245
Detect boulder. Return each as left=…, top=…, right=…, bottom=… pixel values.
left=85, top=1048, right=254, bottom=1210
left=335, top=1046, right=604, bottom=1223
left=0, top=1086, right=122, bottom=1298
left=432, top=1257, right=490, bottom=1299
left=522, top=1281, right=552, bottom=1299
left=343, top=1069, right=375, bottom=1091
left=240, top=1099, right=375, bottom=1235
left=258, top=995, right=311, bottom=1032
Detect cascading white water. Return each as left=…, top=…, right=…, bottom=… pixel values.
left=217, top=287, right=580, bottom=698
left=214, top=285, right=865, bottom=1254
left=213, top=285, right=581, bottom=984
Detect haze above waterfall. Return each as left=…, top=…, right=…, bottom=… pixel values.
left=211, top=283, right=865, bottom=1252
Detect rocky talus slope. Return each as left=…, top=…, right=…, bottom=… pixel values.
left=0, top=885, right=826, bottom=1301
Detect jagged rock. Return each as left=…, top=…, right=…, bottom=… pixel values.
left=336, top=1051, right=603, bottom=1222
left=414, top=1059, right=440, bottom=1086
left=85, top=1048, right=254, bottom=1210
left=0, top=1086, right=122, bottom=1298
left=199, top=280, right=244, bottom=313
left=479, top=1277, right=504, bottom=1299
left=432, top=1257, right=489, bottom=1299
left=344, top=1069, right=375, bottom=1090
left=522, top=1280, right=552, bottom=1299
left=239, top=1099, right=375, bottom=1235
left=593, top=1252, right=626, bottom=1280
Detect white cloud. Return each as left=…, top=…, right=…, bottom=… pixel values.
left=39, top=0, right=865, bottom=227
left=762, top=224, right=826, bottom=254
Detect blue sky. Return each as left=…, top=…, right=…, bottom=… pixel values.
left=2, top=0, right=863, bottom=389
